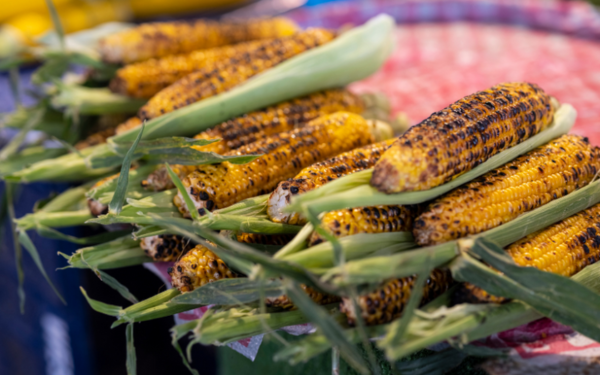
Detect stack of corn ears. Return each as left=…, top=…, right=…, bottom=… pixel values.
left=6, top=11, right=600, bottom=375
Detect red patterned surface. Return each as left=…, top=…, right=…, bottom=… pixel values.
left=349, top=22, right=600, bottom=144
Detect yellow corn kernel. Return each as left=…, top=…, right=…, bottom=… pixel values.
left=236, top=233, right=295, bottom=246
left=265, top=284, right=340, bottom=310
left=140, top=234, right=195, bottom=262
left=169, top=244, right=236, bottom=293
left=413, top=135, right=600, bottom=246
left=372, top=82, right=556, bottom=193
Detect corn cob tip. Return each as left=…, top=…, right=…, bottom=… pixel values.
left=368, top=119, right=394, bottom=142
left=451, top=283, right=508, bottom=305
left=87, top=199, right=108, bottom=217
left=169, top=244, right=236, bottom=292
left=140, top=234, right=195, bottom=262
left=265, top=284, right=341, bottom=310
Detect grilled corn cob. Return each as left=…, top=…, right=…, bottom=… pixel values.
left=98, top=17, right=299, bottom=64
left=268, top=139, right=395, bottom=225
left=265, top=284, right=341, bottom=310
left=236, top=233, right=295, bottom=246
left=341, top=269, right=453, bottom=326
left=454, top=203, right=600, bottom=304
left=140, top=234, right=195, bottom=262
left=371, top=82, right=556, bottom=193
left=110, top=40, right=267, bottom=98
left=169, top=244, right=236, bottom=293
left=173, top=112, right=391, bottom=218
left=309, top=205, right=417, bottom=246
left=142, top=89, right=365, bottom=191
left=413, top=135, right=600, bottom=247
left=138, top=28, right=336, bottom=121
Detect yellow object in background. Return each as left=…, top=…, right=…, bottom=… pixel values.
left=0, top=0, right=74, bottom=22
left=129, top=0, right=247, bottom=19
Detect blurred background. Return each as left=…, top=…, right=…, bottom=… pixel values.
left=2, top=1, right=600, bottom=374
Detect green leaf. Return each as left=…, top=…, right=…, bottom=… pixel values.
left=51, top=85, right=146, bottom=115
left=0, top=56, right=27, bottom=72
left=0, top=108, right=45, bottom=162
left=45, top=0, right=65, bottom=50
left=6, top=183, right=25, bottom=313
left=273, top=223, right=313, bottom=259
left=8, top=68, right=21, bottom=107
left=143, top=150, right=261, bottom=166
left=31, top=56, right=69, bottom=85
left=36, top=226, right=131, bottom=245
left=18, top=231, right=65, bottom=304
left=283, top=280, right=370, bottom=375
left=452, top=238, right=600, bottom=343
left=165, top=163, right=201, bottom=221
left=109, top=124, right=144, bottom=215
left=80, top=287, right=123, bottom=316
left=171, top=331, right=199, bottom=375
left=108, top=137, right=219, bottom=156
left=171, top=278, right=284, bottom=305
left=96, top=270, right=139, bottom=304
left=126, top=323, right=136, bottom=375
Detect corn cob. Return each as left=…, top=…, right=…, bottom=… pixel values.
left=265, top=284, right=341, bottom=310
left=115, top=116, right=144, bottom=135
left=454, top=203, right=600, bottom=304
left=341, top=269, right=453, bottom=326
left=140, top=234, right=195, bottom=262
left=268, top=139, right=395, bottom=225
left=109, top=40, right=267, bottom=98
left=98, top=17, right=299, bottom=64
left=236, top=233, right=295, bottom=246
left=86, top=172, right=122, bottom=216
left=173, top=112, right=390, bottom=218
left=309, top=205, right=417, bottom=246
left=141, top=89, right=365, bottom=191
left=138, top=28, right=336, bottom=121
left=371, top=82, right=556, bottom=193
left=169, top=243, right=236, bottom=293
left=413, top=135, right=600, bottom=247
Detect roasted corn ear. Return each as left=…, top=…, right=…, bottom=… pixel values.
left=268, top=139, right=394, bottom=225
left=341, top=269, right=453, bottom=325
left=265, top=284, right=341, bottom=310
left=138, top=28, right=336, bottom=121
left=109, top=40, right=267, bottom=98
left=169, top=244, right=236, bottom=293
left=142, top=88, right=365, bottom=191
left=140, top=234, right=195, bottom=262
left=173, top=112, right=390, bottom=218
left=98, top=17, right=299, bottom=64
left=309, top=205, right=417, bottom=246
left=413, top=135, right=600, bottom=247
left=371, top=82, right=556, bottom=193
left=455, top=203, right=600, bottom=304
left=236, top=233, right=295, bottom=246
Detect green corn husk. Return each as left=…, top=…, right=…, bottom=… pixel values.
left=61, top=236, right=148, bottom=270
left=7, top=15, right=394, bottom=183
left=86, top=164, right=157, bottom=204
left=1, top=105, right=68, bottom=139
left=324, top=177, right=600, bottom=286
left=280, top=232, right=415, bottom=270
left=287, top=103, right=576, bottom=216
left=50, top=84, right=146, bottom=115
left=0, top=146, right=67, bottom=176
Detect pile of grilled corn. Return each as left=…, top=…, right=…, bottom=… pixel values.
left=6, top=12, right=600, bottom=373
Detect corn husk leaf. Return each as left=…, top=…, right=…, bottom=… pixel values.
left=7, top=183, right=26, bottom=313
left=37, top=225, right=130, bottom=245
left=171, top=278, right=284, bottom=306
left=126, top=323, right=136, bottom=375
left=288, top=103, right=576, bottom=215
left=273, top=223, right=313, bottom=259
left=0, top=146, right=67, bottom=176
left=0, top=107, right=45, bottom=162
left=451, top=237, right=600, bottom=342
left=325, top=178, right=600, bottom=285
left=63, top=236, right=148, bottom=270
left=51, top=84, right=146, bottom=115
left=109, top=124, right=144, bottom=215
left=16, top=210, right=92, bottom=231
left=80, top=287, right=123, bottom=316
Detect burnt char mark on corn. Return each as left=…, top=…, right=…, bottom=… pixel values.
left=265, top=284, right=341, bottom=310
left=109, top=39, right=267, bottom=98
left=308, top=204, right=418, bottom=246
left=455, top=203, right=600, bottom=304
left=141, top=89, right=364, bottom=191
left=138, top=29, right=336, bottom=121
left=268, top=139, right=394, bottom=225
left=236, top=233, right=295, bottom=246
left=98, top=17, right=299, bottom=64
left=169, top=243, right=236, bottom=293
left=413, top=135, right=600, bottom=246
left=341, top=269, right=453, bottom=326
left=371, top=82, right=556, bottom=193
left=173, top=112, right=376, bottom=218
left=140, top=234, right=195, bottom=262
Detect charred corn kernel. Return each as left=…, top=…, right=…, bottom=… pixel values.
left=140, top=234, right=195, bottom=262
left=309, top=205, right=417, bottom=246
left=141, top=89, right=365, bottom=191
left=371, top=82, right=556, bottom=193
left=115, top=116, right=144, bottom=135
left=413, top=135, right=600, bottom=247
left=236, top=233, right=295, bottom=246
left=341, top=269, right=453, bottom=326
left=265, top=284, right=341, bottom=310
left=98, top=17, right=299, bottom=64
left=174, top=112, right=384, bottom=218
left=268, top=139, right=394, bottom=225
left=169, top=244, right=236, bottom=292
left=138, top=29, right=336, bottom=121
left=454, top=203, right=600, bottom=304
left=75, top=128, right=117, bottom=150
left=110, top=40, right=267, bottom=98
